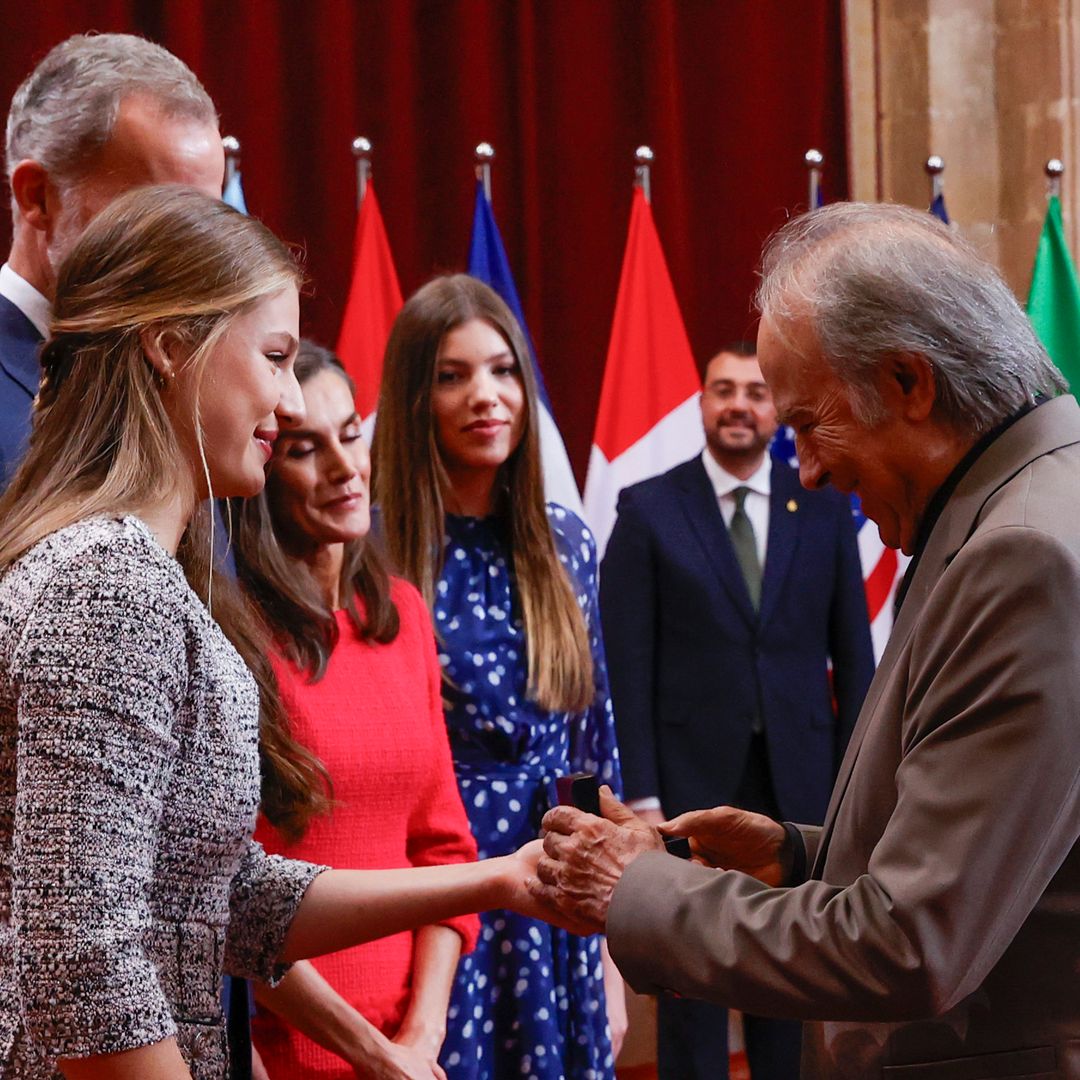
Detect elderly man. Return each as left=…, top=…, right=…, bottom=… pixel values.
left=531, top=203, right=1080, bottom=1078
left=0, top=33, right=224, bottom=486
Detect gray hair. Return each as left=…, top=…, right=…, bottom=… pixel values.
left=6, top=33, right=217, bottom=187
left=755, top=202, right=1066, bottom=435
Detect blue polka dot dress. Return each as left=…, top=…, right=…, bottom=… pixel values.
left=436, top=504, right=622, bottom=1080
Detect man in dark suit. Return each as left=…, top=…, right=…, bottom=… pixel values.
left=601, top=344, right=874, bottom=1079
left=0, top=33, right=224, bottom=488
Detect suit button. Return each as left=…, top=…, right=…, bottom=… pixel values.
left=190, top=1028, right=216, bottom=1060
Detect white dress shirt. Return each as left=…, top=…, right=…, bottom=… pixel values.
left=700, top=448, right=771, bottom=569
left=0, top=263, right=50, bottom=338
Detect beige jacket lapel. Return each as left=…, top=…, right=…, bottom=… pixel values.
left=812, top=395, right=1080, bottom=877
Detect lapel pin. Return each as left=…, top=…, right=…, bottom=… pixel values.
left=787, top=499, right=798, bottom=512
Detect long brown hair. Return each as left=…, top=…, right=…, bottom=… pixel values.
left=0, top=184, right=329, bottom=842
left=371, top=274, right=594, bottom=713
left=235, top=341, right=399, bottom=683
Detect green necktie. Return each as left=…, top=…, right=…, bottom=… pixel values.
left=730, top=486, right=762, bottom=610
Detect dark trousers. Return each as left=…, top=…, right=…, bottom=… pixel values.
left=656, top=733, right=802, bottom=1080
left=658, top=998, right=802, bottom=1080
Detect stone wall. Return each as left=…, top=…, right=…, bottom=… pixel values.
left=844, top=0, right=1080, bottom=298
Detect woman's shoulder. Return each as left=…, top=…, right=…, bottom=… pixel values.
left=388, top=574, right=438, bottom=639
left=387, top=574, right=431, bottom=625
left=544, top=502, right=598, bottom=559
left=1, top=516, right=192, bottom=673
left=544, top=502, right=592, bottom=538
left=5, top=515, right=180, bottom=596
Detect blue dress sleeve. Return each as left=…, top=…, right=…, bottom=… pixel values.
left=548, top=505, right=623, bottom=797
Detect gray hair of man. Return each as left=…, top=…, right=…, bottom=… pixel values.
left=6, top=33, right=217, bottom=195
left=754, top=201, right=1067, bottom=437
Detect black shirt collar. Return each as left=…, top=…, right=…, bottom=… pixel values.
left=892, top=401, right=1038, bottom=619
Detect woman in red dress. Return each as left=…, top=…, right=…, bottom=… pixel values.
left=236, top=341, right=479, bottom=1080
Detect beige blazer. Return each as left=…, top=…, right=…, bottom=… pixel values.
left=608, top=395, right=1080, bottom=1079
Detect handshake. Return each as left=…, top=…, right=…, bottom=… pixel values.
left=513, top=779, right=791, bottom=936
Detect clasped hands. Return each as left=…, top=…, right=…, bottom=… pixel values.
left=512, top=788, right=789, bottom=935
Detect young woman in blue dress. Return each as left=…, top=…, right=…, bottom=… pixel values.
left=371, top=274, right=626, bottom=1080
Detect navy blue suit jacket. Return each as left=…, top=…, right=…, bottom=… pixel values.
left=0, top=294, right=42, bottom=489
left=600, top=454, right=874, bottom=824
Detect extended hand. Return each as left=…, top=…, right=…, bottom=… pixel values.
left=500, top=838, right=547, bottom=920
left=528, top=786, right=665, bottom=935
left=660, top=805, right=787, bottom=885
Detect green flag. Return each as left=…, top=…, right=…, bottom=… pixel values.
left=1027, top=194, right=1080, bottom=390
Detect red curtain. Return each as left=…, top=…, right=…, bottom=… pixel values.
left=2, top=1, right=847, bottom=478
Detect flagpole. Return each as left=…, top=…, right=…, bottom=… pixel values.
left=634, top=146, right=654, bottom=204
left=805, top=148, right=823, bottom=209
left=1046, top=158, right=1064, bottom=200
left=925, top=155, right=945, bottom=203
left=223, top=135, right=241, bottom=190
left=475, top=142, right=495, bottom=202
left=352, top=136, right=372, bottom=209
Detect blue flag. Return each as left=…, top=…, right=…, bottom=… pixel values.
left=930, top=193, right=950, bottom=224
left=466, top=180, right=584, bottom=517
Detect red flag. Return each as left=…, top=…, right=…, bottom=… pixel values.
left=336, top=185, right=403, bottom=421
left=583, top=187, right=702, bottom=554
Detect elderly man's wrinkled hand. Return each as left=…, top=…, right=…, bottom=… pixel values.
left=527, top=786, right=665, bottom=935
left=660, top=805, right=788, bottom=885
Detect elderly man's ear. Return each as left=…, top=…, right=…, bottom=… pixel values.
left=882, top=352, right=937, bottom=422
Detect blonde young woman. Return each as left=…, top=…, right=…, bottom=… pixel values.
left=0, top=189, right=539, bottom=1080
left=372, top=275, right=625, bottom=1080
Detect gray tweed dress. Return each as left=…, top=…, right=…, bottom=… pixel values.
left=0, top=516, right=326, bottom=1079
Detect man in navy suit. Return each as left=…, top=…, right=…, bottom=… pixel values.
left=600, top=343, right=874, bottom=1079
left=0, top=33, right=225, bottom=488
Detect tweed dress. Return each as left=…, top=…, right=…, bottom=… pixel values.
left=0, top=516, right=326, bottom=1079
